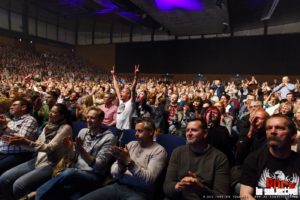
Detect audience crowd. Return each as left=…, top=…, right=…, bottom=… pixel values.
left=0, top=43, right=300, bottom=199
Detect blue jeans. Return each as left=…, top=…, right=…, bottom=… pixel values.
left=79, top=182, right=148, bottom=200
left=36, top=168, right=101, bottom=200
left=0, top=152, right=33, bottom=175
left=0, top=158, right=53, bottom=200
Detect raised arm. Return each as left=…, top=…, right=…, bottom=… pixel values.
left=111, top=66, right=121, bottom=101
left=130, top=65, right=139, bottom=101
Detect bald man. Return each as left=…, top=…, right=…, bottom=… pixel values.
left=236, top=109, right=269, bottom=165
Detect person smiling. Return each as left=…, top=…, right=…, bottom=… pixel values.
left=0, top=103, right=72, bottom=200
left=163, top=119, right=230, bottom=199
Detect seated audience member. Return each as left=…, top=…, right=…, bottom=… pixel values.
left=205, top=106, right=234, bottom=165
left=65, top=91, right=80, bottom=121
left=191, top=97, right=203, bottom=119
left=292, top=107, right=300, bottom=152
left=35, top=107, right=116, bottom=200
left=99, top=92, right=117, bottom=126
left=240, top=114, right=300, bottom=200
left=152, top=95, right=168, bottom=135
left=286, top=92, right=295, bottom=104
left=0, top=98, right=38, bottom=175
left=167, top=93, right=180, bottom=134
left=214, top=102, right=233, bottom=135
left=236, top=100, right=263, bottom=137
left=236, top=109, right=269, bottom=164
left=177, top=104, right=196, bottom=137
left=32, top=91, right=59, bottom=127
left=135, top=90, right=152, bottom=118
left=278, top=101, right=294, bottom=120
left=76, top=95, right=94, bottom=121
left=0, top=103, right=72, bottom=200
left=163, top=119, right=230, bottom=199
left=0, top=96, right=12, bottom=117
left=231, top=109, right=269, bottom=194
left=273, top=76, right=295, bottom=100
left=79, top=117, right=168, bottom=200
left=210, top=80, right=225, bottom=99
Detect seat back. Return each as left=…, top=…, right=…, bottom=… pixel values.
left=72, top=121, right=87, bottom=138
left=156, top=134, right=186, bottom=156
left=119, top=129, right=136, bottom=147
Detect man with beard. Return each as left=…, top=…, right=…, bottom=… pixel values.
left=240, top=114, right=300, bottom=200
left=231, top=109, right=269, bottom=194
left=163, top=119, right=230, bottom=199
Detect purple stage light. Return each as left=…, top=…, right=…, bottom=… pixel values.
left=95, top=8, right=116, bottom=14
left=94, top=0, right=118, bottom=9
left=61, top=0, right=84, bottom=5
left=118, top=12, right=142, bottom=23
left=155, top=0, right=204, bottom=11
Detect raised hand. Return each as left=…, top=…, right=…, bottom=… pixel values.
left=134, top=65, right=140, bottom=76
left=111, top=66, right=116, bottom=76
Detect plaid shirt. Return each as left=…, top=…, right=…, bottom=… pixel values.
left=0, top=114, right=38, bottom=154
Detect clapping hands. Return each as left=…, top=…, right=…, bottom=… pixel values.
left=111, top=146, right=131, bottom=166
left=175, top=171, right=204, bottom=193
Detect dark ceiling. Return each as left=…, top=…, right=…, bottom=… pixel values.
left=0, top=0, right=300, bottom=36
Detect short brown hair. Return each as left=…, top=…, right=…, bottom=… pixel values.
left=267, top=114, right=297, bottom=135
left=88, top=107, right=105, bottom=120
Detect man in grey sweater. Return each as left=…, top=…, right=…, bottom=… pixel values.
left=163, top=119, right=230, bottom=200
left=79, top=117, right=168, bottom=200
left=35, top=107, right=116, bottom=200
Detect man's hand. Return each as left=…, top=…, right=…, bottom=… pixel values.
left=1, top=135, right=30, bottom=146
left=248, top=115, right=260, bottom=138
left=175, top=171, right=204, bottom=193
left=134, top=65, right=139, bottom=76
left=111, top=146, right=131, bottom=166
left=1, top=135, right=13, bottom=143
left=111, top=66, right=116, bottom=76
left=74, top=136, right=84, bottom=152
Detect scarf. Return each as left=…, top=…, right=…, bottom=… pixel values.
left=43, top=119, right=67, bottom=143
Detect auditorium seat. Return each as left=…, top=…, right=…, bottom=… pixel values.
left=156, top=134, right=186, bottom=156
left=72, top=121, right=87, bottom=138
left=118, top=129, right=136, bottom=147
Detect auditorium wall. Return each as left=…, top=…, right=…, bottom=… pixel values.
left=76, top=44, right=116, bottom=72
left=115, top=34, right=300, bottom=76
left=0, top=35, right=14, bottom=46
left=35, top=42, right=71, bottom=54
